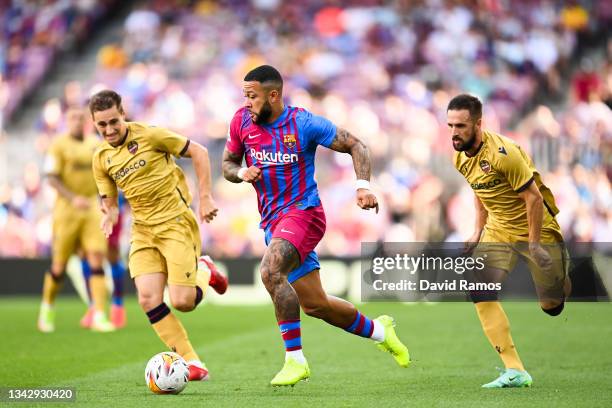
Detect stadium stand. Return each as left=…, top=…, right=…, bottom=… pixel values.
left=0, top=0, right=610, bottom=258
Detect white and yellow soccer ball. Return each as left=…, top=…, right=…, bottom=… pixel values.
left=144, top=352, right=189, bottom=394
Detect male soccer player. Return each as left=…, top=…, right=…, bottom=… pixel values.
left=38, top=107, right=114, bottom=333
left=89, top=90, right=228, bottom=381
left=222, top=65, right=410, bottom=386
left=448, top=94, right=571, bottom=388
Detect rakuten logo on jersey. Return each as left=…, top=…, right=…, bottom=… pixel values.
left=249, top=148, right=298, bottom=165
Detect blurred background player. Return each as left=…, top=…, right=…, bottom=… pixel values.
left=89, top=90, right=228, bottom=381
left=79, top=192, right=128, bottom=329
left=223, top=65, right=409, bottom=386
left=38, top=106, right=114, bottom=333
left=449, top=94, right=572, bottom=388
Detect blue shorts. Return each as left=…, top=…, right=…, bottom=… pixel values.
left=263, top=206, right=326, bottom=283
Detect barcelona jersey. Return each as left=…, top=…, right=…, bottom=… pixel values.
left=226, top=106, right=337, bottom=229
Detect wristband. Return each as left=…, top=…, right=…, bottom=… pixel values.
left=237, top=167, right=248, bottom=181
left=356, top=179, right=370, bottom=190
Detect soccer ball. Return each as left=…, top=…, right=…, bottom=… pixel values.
left=144, top=352, right=189, bottom=394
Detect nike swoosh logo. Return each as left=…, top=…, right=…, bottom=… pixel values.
left=248, top=133, right=260, bottom=139
left=280, top=228, right=295, bottom=234
left=508, top=376, right=517, bottom=381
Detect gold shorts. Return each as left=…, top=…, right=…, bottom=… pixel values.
left=129, top=210, right=201, bottom=286
left=52, top=206, right=107, bottom=264
left=474, top=226, right=569, bottom=300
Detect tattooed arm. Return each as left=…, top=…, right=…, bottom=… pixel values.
left=222, top=147, right=261, bottom=183
left=327, top=127, right=379, bottom=212
left=328, top=127, right=371, bottom=180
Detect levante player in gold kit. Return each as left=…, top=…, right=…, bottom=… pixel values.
left=38, top=107, right=114, bottom=333
left=449, top=94, right=571, bottom=388
left=89, top=90, right=228, bottom=381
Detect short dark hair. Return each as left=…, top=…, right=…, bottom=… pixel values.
left=244, top=65, right=283, bottom=92
left=88, top=90, right=124, bottom=115
left=447, top=94, right=482, bottom=120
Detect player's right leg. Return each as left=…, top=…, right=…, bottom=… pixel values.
left=291, top=269, right=410, bottom=368
left=38, top=259, right=67, bottom=333
left=38, top=216, right=79, bottom=333
left=471, top=275, right=532, bottom=387
left=472, top=233, right=532, bottom=388
left=152, top=210, right=226, bottom=381
left=135, top=271, right=210, bottom=380
left=260, top=238, right=310, bottom=386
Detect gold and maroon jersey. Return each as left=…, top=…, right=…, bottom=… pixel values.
left=454, top=130, right=561, bottom=238
left=92, top=122, right=192, bottom=225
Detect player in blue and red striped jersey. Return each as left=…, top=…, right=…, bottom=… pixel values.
left=222, top=65, right=410, bottom=386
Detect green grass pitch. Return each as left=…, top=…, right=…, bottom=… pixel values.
left=1, top=297, right=611, bottom=407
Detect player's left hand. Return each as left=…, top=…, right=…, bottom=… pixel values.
left=529, top=243, right=553, bottom=270
left=199, top=195, right=218, bottom=223
left=100, top=212, right=116, bottom=238
left=357, top=189, right=379, bottom=213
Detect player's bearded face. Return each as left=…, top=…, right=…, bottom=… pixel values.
left=452, top=124, right=477, bottom=152
left=448, top=109, right=479, bottom=152
left=254, top=100, right=273, bottom=124
left=243, top=81, right=274, bottom=124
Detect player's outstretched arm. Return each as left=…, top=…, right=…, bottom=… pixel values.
left=222, top=147, right=261, bottom=183
left=183, top=141, right=218, bottom=223
left=328, top=127, right=379, bottom=213
left=100, top=196, right=119, bottom=238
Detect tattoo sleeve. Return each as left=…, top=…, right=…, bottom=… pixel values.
left=222, top=148, right=244, bottom=183
left=261, top=238, right=301, bottom=321
left=328, top=127, right=371, bottom=180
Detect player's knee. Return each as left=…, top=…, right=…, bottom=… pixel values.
left=138, top=293, right=161, bottom=312
left=260, top=265, right=282, bottom=293
left=170, top=297, right=195, bottom=313
left=541, top=300, right=564, bottom=317
left=48, top=269, right=65, bottom=282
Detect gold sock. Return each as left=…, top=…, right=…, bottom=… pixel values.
left=89, top=274, right=107, bottom=313
left=151, top=306, right=199, bottom=362
left=42, top=271, right=63, bottom=305
left=475, top=301, right=525, bottom=371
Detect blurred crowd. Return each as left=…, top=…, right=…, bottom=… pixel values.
left=1, top=0, right=611, bottom=259
left=0, top=0, right=119, bottom=126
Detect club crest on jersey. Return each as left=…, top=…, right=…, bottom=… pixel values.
left=283, top=134, right=296, bottom=149
left=480, top=159, right=491, bottom=174
left=127, top=140, right=138, bottom=154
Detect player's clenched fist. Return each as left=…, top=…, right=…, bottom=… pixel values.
left=239, top=165, right=262, bottom=183
left=529, top=243, right=553, bottom=270
left=199, top=195, right=218, bottom=223
left=357, top=189, right=379, bottom=213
